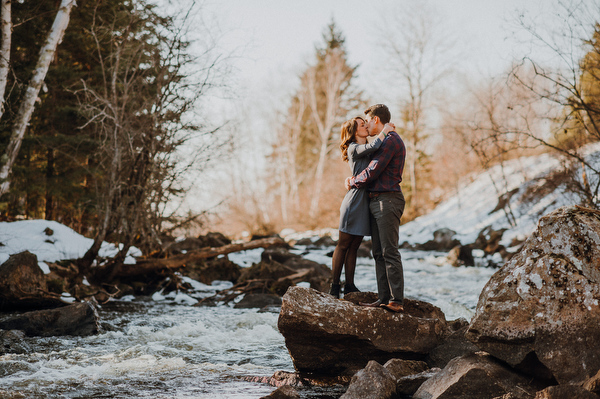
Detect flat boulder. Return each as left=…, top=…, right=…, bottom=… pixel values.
left=277, top=287, right=448, bottom=378
left=0, top=301, right=100, bottom=336
left=466, top=206, right=600, bottom=384
left=413, top=352, right=542, bottom=399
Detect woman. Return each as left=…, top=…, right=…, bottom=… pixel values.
left=329, top=117, right=394, bottom=298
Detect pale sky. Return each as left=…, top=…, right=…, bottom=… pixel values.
left=205, top=0, right=546, bottom=100
left=181, top=0, right=558, bottom=219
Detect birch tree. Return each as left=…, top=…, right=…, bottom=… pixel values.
left=0, top=0, right=11, bottom=120
left=301, top=22, right=362, bottom=220
left=0, top=0, right=76, bottom=197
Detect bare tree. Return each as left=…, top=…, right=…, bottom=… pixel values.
left=273, top=94, right=307, bottom=223
left=509, top=0, right=600, bottom=207
left=380, top=3, right=456, bottom=216
left=0, top=0, right=76, bottom=197
left=75, top=2, right=228, bottom=279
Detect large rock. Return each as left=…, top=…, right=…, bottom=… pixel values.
left=0, top=251, right=64, bottom=310
left=416, top=228, right=461, bottom=251
left=466, top=206, right=600, bottom=384
left=340, top=360, right=396, bottom=399
left=0, top=301, right=100, bottom=336
left=0, top=330, right=31, bottom=355
left=413, top=352, right=543, bottom=399
left=534, top=385, right=600, bottom=399
left=277, top=287, right=448, bottom=378
left=427, top=319, right=479, bottom=368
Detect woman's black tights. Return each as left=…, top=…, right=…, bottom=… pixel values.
left=331, top=231, right=363, bottom=286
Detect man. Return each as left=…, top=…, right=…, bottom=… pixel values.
left=345, top=104, right=406, bottom=312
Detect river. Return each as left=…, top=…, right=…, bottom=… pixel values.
left=0, top=246, right=497, bottom=398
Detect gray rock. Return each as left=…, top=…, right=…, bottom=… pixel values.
left=340, top=360, right=396, bottom=399
left=260, top=385, right=300, bottom=399
left=0, top=301, right=100, bottom=337
left=413, top=352, right=542, bottom=399
left=383, top=358, right=429, bottom=380
left=396, top=368, right=441, bottom=396
left=234, top=293, right=282, bottom=309
left=0, top=329, right=30, bottom=355
left=466, top=206, right=600, bottom=384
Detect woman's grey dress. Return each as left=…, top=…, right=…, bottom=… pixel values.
left=339, top=138, right=383, bottom=236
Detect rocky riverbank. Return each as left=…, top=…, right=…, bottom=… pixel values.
left=266, top=206, right=600, bottom=399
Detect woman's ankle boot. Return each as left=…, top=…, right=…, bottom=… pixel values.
left=329, top=283, right=341, bottom=298
left=344, top=283, right=360, bottom=294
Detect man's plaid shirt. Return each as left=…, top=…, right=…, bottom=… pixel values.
left=349, top=131, right=406, bottom=192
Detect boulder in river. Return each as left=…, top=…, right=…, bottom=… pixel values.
left=277, top=287, right=448, bottom=378
left=0, top=301, right=100, bottom=336
left=340, top=360, right=396, bottom=399
left=414, top=228, right=461, bottom=251
left=413, top=352, right=543, bottom=399
left=466, top=205, right=600, bottom=384
left=0, top=251, right=65, bottom=310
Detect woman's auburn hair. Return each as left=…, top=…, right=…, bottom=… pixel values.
left=339, top=117, right=364, bottom=162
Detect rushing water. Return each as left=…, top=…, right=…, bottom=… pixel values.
left=0, top=247, right=497, bottom=399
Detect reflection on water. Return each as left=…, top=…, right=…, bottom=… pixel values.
left=0, top=249, right=496, bottom=398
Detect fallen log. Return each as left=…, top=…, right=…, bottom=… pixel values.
left=115, top=236, right=286, bottom=278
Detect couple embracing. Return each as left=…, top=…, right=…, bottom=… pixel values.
left=329, top=104, right=406, bottom=313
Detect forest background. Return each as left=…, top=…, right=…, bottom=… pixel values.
left=2, top=0, right=600, bottom=267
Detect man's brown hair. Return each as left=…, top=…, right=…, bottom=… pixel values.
left=364, top=104, right=391, bottom=124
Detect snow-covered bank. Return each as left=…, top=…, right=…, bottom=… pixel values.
left=0, top=220, right=141, bottom=269
left=398, top=144, right=600, bottom=250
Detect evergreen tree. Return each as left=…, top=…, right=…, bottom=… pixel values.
left=278, top=21, right=363, bottom=222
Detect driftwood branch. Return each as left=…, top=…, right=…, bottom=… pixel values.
left=115, top=237, right=286, bottom=278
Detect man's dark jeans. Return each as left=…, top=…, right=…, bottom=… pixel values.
left=369, top=191, right=405, bottom=304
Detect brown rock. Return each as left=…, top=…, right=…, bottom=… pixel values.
left=0, top=330, right=30, bottom=355
left=234, top=293, right=282, bottom=309
left=584, top=369, right=600, bottom=394
left=260, top=385, right=300, bottom=399
left=534, top=385, right=600, bottom=399
left=340, top=360, right=396, bottom=399
left=186, top=256, right=241, bottom=285
left=396, top=368, right=441, bottom=396
left=277, top=287, right=448, bottom=378
left=447, top=245, right=475, bottom=267
left=466, top=206, right=600, bottom=384
left=427, top=323, right=479, bottom=368
left=416, top=228, right=461, bottom=251
left=261, top=246, right=300, bottom=264
left=0, top=301, right=100, bottom=336
left=413, top=352, right=542, bottom=399
left=383, top=358, right=429, bottom=380
left=0, top=251, right=64, bottom=310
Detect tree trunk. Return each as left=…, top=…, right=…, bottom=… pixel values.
left=0, top=0, right=11, bottom=120
left=45, top=147, right=54, bottom=220
left=309, top=139, right=329, bottom=219
left=0, top=0, right=76, bottom=197
left=108, top=236, right=286, bottom=278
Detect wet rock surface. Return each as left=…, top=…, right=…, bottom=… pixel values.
left=277, top=286, right=448, bottom=378
left=466, top=206, right=600, bottom=384
left=0, top=301, right=100, bottom=337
